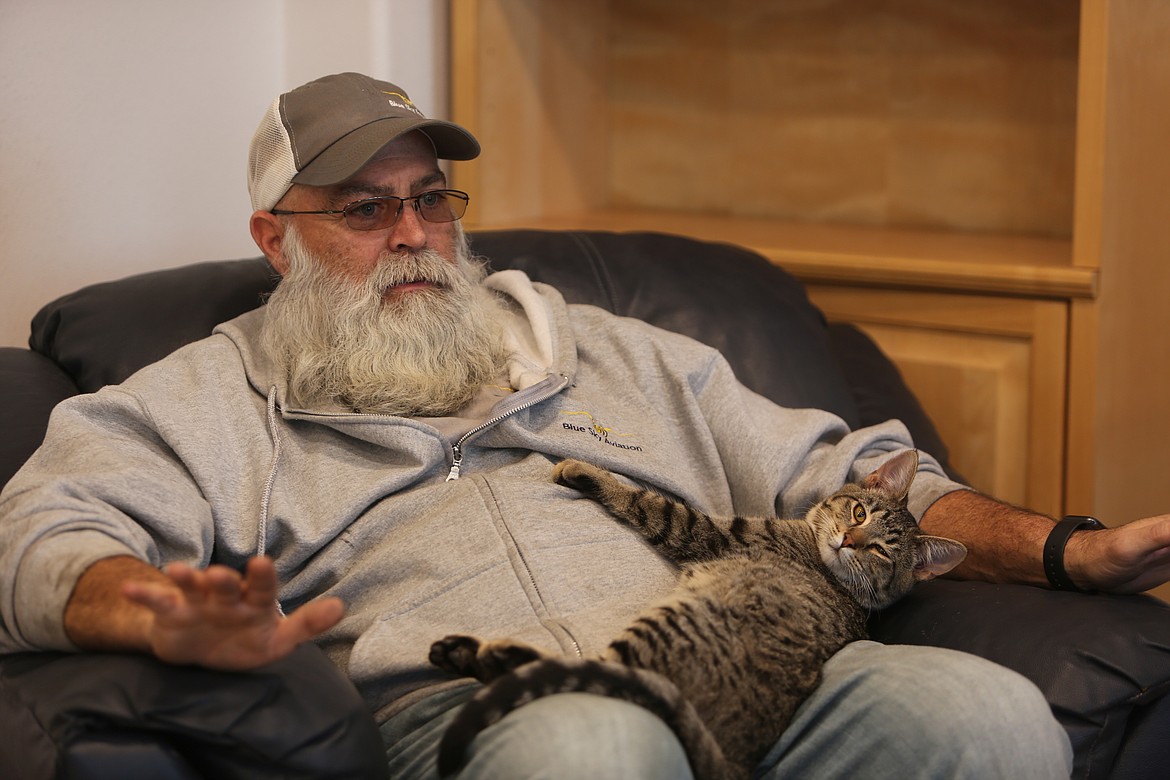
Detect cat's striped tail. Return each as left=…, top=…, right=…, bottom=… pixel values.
left=436, top=658, right=736, bottom=780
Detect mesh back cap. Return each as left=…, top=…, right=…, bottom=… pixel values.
left=247, top=72, right=480, bottom=212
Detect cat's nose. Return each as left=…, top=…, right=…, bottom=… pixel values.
left=843, top=529, right=869, bottom=549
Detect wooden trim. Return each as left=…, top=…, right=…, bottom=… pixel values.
left=1072, top=0, right=1108, bottom=270
left=1064, top=299, right=1099, bottom=513
left=471, top=208, right=1097, bottom=299
left=448, top=0, right=483, bottom=223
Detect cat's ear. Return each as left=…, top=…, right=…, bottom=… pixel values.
left=912, top=536, right=968, bottom=581
left=862, top=449, right=919, bottom=502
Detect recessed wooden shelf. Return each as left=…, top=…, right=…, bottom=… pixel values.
left=468, top=208, right=1094, bottom=299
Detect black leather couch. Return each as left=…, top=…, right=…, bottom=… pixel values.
left=2, top=229, right=1169, bottom=779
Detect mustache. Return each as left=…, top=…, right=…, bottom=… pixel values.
left=365, top=250, right=465, bottom=294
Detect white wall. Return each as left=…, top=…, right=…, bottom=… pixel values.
left=0, top=0, right=448, bottom=347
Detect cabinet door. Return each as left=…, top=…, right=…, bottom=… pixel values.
left=808, top=286, right=1068, bottom=517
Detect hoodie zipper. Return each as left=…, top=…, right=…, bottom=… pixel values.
left=445, top=372, right=580, bottom=659
left=446, top=372, right=570, bottom=481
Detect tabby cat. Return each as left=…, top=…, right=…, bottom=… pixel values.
left=429, top=449, right=966, bottom=779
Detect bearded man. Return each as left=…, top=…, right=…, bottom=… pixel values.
left=259, top=219, right=509, bottom=418
left=24, top=71, right=1170, bottom=779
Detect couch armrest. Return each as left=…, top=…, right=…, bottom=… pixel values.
left=869, top=581, right=1170, bottom=780
left=30, top=258, right=277, bottom=393
left=826, top=323, right=960, bottom=482
left=0, top=347, right=78, bottom=490
left=0, top=644, right=388, bottom=780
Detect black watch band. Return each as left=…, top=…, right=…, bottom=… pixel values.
left=1043, top=514, right=1105, bottom=592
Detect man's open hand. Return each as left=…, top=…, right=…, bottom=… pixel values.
left=1065, top=514, right=1170, bottom=594
left=63, top=554, right=343, bottom=671
left=119, top=556, right=344, bottom=670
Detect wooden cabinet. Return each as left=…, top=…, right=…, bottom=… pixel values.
left=448, top=0, right=1170, bottom=529
left=806, top=285, right=1068, bottom=516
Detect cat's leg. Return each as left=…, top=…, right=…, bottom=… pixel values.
left=554, top=459, right=736, bottom=561
left=429, top=634, right=549, bottom=683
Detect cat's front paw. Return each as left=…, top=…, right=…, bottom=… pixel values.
left=431, top=635, right=547, bottom=683
left=552, top=458, right=605, bottom=492
left=429, top=634, right=483, bottom=676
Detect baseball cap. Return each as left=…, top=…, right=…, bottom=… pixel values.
left=247, top=72, right=480, bottom=212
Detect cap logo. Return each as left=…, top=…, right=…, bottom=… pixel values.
left=382, top=91, right=423, bottom=117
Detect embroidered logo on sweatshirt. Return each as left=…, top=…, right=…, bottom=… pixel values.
left=561, top=410, right=644, bottom=452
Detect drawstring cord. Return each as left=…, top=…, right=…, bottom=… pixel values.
left=260, top=386, right=285, bottom=615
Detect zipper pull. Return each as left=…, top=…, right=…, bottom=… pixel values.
left=445, top=445, right=463, bottom=481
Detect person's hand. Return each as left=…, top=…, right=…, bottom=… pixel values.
left=1065, top=514, right=1170, bottom=593
left=122, top=556, right=345, bottom=670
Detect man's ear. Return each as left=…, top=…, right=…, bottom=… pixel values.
left=250, top=210, right=289, bottom=275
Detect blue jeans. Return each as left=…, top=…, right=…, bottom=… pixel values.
left=382, top=640, right=1073, bottom=779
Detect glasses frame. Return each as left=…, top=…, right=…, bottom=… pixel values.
left=270, top=189, right=470, bottom=231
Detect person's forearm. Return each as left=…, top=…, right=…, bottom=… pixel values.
left=919, top=489, right=1056, bottom=586
left=63, top=555, right=167, bottom=652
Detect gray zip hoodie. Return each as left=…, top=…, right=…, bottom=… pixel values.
left=0, top=270, right=963, bottom=721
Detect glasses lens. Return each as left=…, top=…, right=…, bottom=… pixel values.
left=417, top=190, right=468, bottom=223
left=343, top=198, right=398, bottom=231
left=340, top=191, right=469, bottom=230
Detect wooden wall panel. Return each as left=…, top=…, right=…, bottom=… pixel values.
left=607, top=0, right=1079, bottom=234
left=450, top=0, right=608, bottom=225
left=809, top=285, right=1067, bottom=517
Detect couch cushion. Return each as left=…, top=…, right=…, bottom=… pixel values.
left=0, top=348, right=78, bottom=488
left=30, top=258, right=278, bottom=393
left=470, top=230, right=860, bottom=427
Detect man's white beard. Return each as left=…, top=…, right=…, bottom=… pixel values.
left=260, top=226, right=510, bottom=416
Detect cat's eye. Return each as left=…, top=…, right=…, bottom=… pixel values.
left=866, top=543, right=891, bottom=561
left=851, top=503, right=867, bottom=524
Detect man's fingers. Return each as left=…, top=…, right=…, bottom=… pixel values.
left=241, top=556, right=280, bottom=608
left=285, top=597, right=346, bottom=642
left=1127, top=515, right=1170, bottom=557
left=163, top=561, right=212, bottom=605
left=162, top=561, right=196, bottom=586
left=203, top=569, right=241, bottom=608
left=122, top=580, right=181, bottom=613
left=163, top=560, right=275, bottom=609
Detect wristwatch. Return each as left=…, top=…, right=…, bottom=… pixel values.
left=1043, top=514, right=1106, bottom=592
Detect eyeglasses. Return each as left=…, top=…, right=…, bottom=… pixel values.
left=270, top=189, right=470, bottom=231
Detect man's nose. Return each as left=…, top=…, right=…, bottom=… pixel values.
left=386, top=200, right=428, bottom=251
